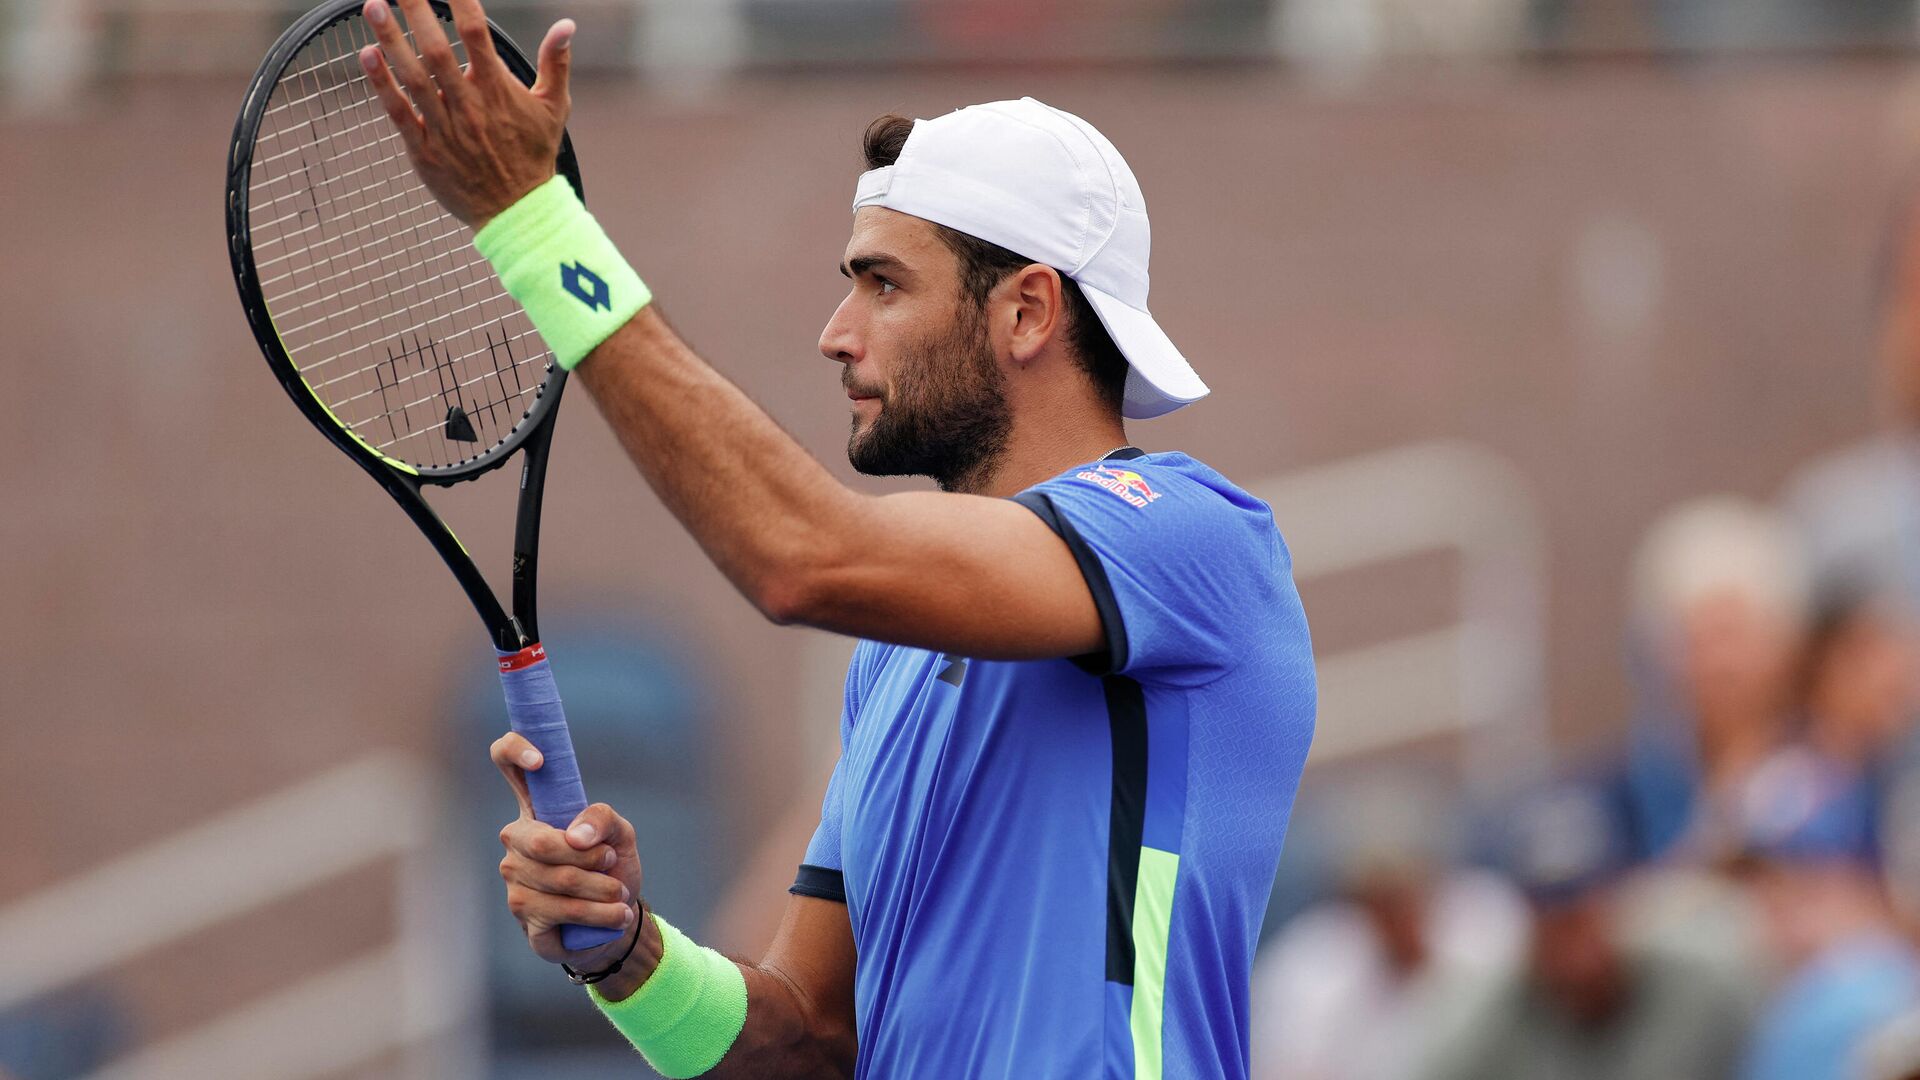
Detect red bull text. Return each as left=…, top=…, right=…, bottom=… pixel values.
left=1075, top=465, right=1162, bottom=508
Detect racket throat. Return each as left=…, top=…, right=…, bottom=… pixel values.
left=497, top=616, right=533, bottom=652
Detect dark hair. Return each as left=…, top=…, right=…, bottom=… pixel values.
left=1793, top=574, right=1884, bottom=715
left=862, top=113, right=1130, bottom=414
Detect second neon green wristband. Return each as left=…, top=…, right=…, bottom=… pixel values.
left=473, top=175, right=651, bottom=371
left=589, top=912, right=748, bottom=1078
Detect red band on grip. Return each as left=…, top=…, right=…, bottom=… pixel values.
left=498, top=643, right=548, bottom=672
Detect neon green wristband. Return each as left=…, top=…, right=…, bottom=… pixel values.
left=589, top=912, right=748, bottom=1078
left=473, top=175, right=651, bottom=371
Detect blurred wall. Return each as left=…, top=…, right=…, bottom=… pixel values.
left=2, top=56, right=1913, bottom=1049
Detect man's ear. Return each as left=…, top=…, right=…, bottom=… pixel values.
left=1002, top=264, right=1065, bottom=366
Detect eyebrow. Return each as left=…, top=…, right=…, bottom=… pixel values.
left=840, top=253, right=908, bottom=279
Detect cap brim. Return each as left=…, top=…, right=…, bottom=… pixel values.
left=1079, top=284, right=1210, bottom=420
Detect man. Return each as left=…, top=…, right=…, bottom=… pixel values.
left=1622, top=496, right=1807, bottom=862
left=1423, top=780, right=1754, bottom=1080
left=1779, top=178, right=1920, bottom=922
left=1249, top=773, right=1528, bottom=1080
left=357, top=1, right=1315, bottom=1076
left=1779, top=180, right=1920, bottom=621
left=1735, top=747, right=1920, bottom=1080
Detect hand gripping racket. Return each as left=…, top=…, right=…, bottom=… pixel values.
left=227, top=0, right=621, bottom=949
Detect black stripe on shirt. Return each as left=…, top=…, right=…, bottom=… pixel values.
left=1010, top=490, right=1129, bottom=676
left=1013, top=446, right=1151, bottom=982
left=1102, top=674, right=1149, bottom=984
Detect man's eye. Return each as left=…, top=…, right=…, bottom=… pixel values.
left=877, top=279, right=898, bottom=295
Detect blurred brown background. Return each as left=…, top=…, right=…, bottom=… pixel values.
left=8, top=1, right=1920, bottom=1077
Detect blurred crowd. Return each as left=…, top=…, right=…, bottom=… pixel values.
left=1250, top=195, right=1920, bottom=1080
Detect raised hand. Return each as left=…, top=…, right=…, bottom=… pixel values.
left=357, top=0, right=574, bottom=228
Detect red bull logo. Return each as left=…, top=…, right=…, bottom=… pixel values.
left=1075, top=465, right=1162, bottom=508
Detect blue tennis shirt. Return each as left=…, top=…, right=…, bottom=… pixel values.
left=792, top=449, right=1316, bottom=1079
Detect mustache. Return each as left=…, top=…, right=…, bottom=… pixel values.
left=842, top=372, right=886, bottom=399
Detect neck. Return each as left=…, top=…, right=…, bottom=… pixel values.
left=951, top=406, right=1128, bottom=498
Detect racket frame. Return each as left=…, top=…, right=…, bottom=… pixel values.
left=226, top=0, right=584, bottom=651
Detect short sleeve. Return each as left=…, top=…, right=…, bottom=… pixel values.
left=791, top=642, right=871, bottom=904
left=1013, top=454, right=1280, bottom=687
left=793, top=760, right=847, bottom=901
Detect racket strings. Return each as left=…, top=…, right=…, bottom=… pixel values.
left=246, top=13, right=551, bottom=471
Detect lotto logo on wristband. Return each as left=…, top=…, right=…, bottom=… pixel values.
left=560, top=261, right=611, bottom=311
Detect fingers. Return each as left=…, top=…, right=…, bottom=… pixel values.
left=565, top=802, right=633, bottom=851
left=531, top=19, right=575, bottom=105
left=500, top=852, right=631, bottom=904
left=488, top=733, right=541, bottom=818
left=445, top=0, right=501, bottom=73
left=357, top=46, right=422, bottom=145
left=363, top=0, right=448, bottom=126
left=507, top=882, right=635, bottom=935
left=500, top=817, right=618, bottom=871
left=391, top=0, right=468, bottom=101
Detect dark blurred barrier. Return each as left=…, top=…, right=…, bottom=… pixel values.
left=8, top=0, right=1920, bottom=103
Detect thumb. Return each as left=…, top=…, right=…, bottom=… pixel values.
left=565, top=802, right=633, bottom=851
left=532, top=19, right=574, bottom=103
left=488, top=732, right=540, bottom=819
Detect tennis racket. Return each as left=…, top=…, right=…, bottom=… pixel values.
left=226, top=0, right=620, bottom=950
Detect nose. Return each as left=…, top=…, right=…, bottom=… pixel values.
left=819, top=290, right=862, bottom=365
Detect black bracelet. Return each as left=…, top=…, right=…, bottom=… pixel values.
left=561, top=903, right=645, bottom=986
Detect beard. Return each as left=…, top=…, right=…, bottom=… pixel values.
left=846, top=305, right=1012, bottom=492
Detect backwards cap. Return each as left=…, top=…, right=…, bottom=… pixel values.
left=853, top=98, right=1208, bottom=420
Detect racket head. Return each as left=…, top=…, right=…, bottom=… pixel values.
left=227, top=0, right=583, bottom=486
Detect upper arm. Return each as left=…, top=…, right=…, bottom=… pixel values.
left=783, top=490, right=1105, bottom=661
left=784, top=464, right=1282, bottom=683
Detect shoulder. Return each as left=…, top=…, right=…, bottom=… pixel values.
left=1015, top=451, right=1300, bottom=681
left=848, top=639, right=905, bottom=685
left=1024, top=452, right=1277, bottom=548
left=1056, top=451, right=1266, bottom=508
left=845, top=639, right=899, bottom=720
left=1015, top=451, right=1287, bottom=607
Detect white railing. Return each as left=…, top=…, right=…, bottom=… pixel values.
left=1251, top=439, right=1549, bottom=791
left=0, top=751, right=482, bottom=1080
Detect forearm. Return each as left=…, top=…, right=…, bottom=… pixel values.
left=574, top=307, right=864, bottom=620
left=480, top=191, right=1097, bottom=656
left=594, top=906, right=855, bottom=1078
left=705, top=962, right=856, bottom=1077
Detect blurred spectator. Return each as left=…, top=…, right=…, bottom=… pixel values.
left=1800, top=587, right=1920, bottom=781
left=1422, top=779, right=1752, bottom=1080
left=1732, top=747, right=1920, bottom=1080
left=1249, top=770, right=1527, bottom=1080
left=1800, top=587, right=1920, bottom=914
left=1860, top=1007, right=1920, bottom=1080
left=1623, top=497, right=1809, bottom=862
left=1782, top=183, right=1920, bottom=622
left=1781, top=171, right=1920, bottom=925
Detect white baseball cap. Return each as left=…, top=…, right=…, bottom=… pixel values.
left=852, top=97, right=1208, bottom=420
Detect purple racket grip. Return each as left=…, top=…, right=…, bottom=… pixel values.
left=497, top=644, right=625, bottom=952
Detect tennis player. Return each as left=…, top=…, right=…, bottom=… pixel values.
left=360, top=1, right=1315, bottom=1075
